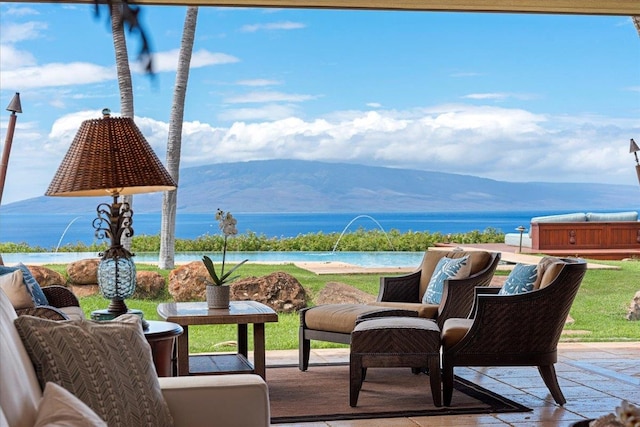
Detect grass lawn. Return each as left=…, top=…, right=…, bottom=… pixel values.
left=48, top=259, right=640, bottom=353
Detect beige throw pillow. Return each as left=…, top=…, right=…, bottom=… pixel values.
left=0, top=270, right=35, bottom=310
left=34, top=382, right=107, bottom=427
left=14, top=314, right=174, bottom=427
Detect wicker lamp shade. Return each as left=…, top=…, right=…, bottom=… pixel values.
left=46, top=112, right=176, bottom=197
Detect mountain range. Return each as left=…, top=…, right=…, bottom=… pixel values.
left=1, top=159, right=638, bottom=214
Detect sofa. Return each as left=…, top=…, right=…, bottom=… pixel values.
left=504, top=211, right=640, bottom=251
left=0, top=287, right=271, bottom=427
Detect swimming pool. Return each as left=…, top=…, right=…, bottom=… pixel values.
left=3, top=251, right=425, bottom=268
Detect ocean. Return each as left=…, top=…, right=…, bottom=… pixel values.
left=1, top=210, right=561, bottom=249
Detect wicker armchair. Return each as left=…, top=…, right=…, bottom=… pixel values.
left=15, top=285, right=83, bottom=320
left=371, top=250, right=501, bottom=328
left=440, top=257, right=587, bottom=406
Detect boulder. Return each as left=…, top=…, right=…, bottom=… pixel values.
left=66, top=259, right=164, bottom=299
left=231, top=272, right=307, bottom=313
left=27, top=265, right=66, bottom=287
left=627, top=290, right=640, bottom=321
left=314, top=282, right=376, bottom=305
left=67, top=258, right=100, bottom=285
left=134, top=271, right=166, bottom=299
left=168, top=261, right=209, bottom=301
left=66, top=259, right=101, bottom=297
left=69, top=283, right=100, bottom=298
left=168, top=263, right=307, bottom=313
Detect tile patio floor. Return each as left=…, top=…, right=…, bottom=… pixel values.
left=264, top=341, right=640, bottom=427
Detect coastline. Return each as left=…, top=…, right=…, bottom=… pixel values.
left=0, top=210, right=554, bottom=249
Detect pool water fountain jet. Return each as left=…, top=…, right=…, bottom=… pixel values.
left=55, top=216, right=82, bottom=253
left=332, top=214, right=395, bottom=252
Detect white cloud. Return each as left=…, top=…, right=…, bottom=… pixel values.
left=5, top=6, right=40, bottom=16
left=1, top=21, right=47, bottom=43
left=237, top=79, right=281, bottom=86
left=462, top=92, right=538, bottom=101
left=240, top=21, right=306, bottom=32
left=1, top=47, right=238, bottom=90
left=191, top=50, right=239, bottom=68
left=2, top=104, right=638, bottom=205
left=174, top=104, right=638, bottom=188
left=140, top=49, right=239, bottom=73
left=463, top=93, right=510, bottom=100
left=218, top=104, right=300, bottom=122
left=224, top=91, right=316, bottom=104
left=0, top=44, right=37, bottom=69
left=0, top=62, right=115, bottom=89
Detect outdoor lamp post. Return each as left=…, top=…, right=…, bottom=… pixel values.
left=46, top=109, right=176, bottom=324
left=0, top=92, right=22, bottom=205
left=516, top=225, right=526, bottom=253
left=630, top=138, right=640, bottom=186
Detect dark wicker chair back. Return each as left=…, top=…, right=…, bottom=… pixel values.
left=16, top=285, right=81, bottom=320
left=441, top=257, right=588, bottom=406
left=377, top=250, right=502, bottom=327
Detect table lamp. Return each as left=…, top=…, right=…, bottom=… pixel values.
left=46, top=109, right=176, bottom=321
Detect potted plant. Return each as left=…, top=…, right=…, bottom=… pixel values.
left=202, top=209, right=248, bottom=308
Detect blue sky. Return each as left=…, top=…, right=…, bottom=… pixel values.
left=1, top=3, right=639, bottom=205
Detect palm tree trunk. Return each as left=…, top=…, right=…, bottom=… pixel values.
left=159, top=6, right=198, bottom=269
left=111, top=4, right=135, bottom=251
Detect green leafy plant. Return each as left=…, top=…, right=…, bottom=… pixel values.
left=202, top=209, right=248, bottom=286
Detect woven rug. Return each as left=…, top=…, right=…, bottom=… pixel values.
left=267, top=364, right=531, bottom=424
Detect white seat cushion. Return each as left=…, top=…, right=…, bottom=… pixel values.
left=0, top=289, right=42, bottom=427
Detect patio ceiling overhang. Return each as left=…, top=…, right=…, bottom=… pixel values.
left=4, top=0, right=640, bottom=15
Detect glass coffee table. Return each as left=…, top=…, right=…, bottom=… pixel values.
left=156, top=301, right=278, bottom=379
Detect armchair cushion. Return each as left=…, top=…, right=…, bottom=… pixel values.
left=159, top=375, right=270, bottom=427
left=441, top=318, right=473, bottom=349
left=586, top=211, right=638, bottom=222
left=0, top=264, right=49, bottom=306
left=369, top=301, right=439, bottom=318
left=34, top=382, right=106, bottom=427
left=499, top=264, right=537, bottom=295
left=58, top=306, right=85, bottom=321
left=0, top=270, right=35, bottom=310
left=418, top=251, right=491, bottom=297
left=466, top=251, right=492, bottom=275
left=14, top=314, right=174, bottom=427
left=304, top=304, right=393, bottom=334
left=533, top=256, right=566, bottom=289
left=422, top=256, right=470, bottom=304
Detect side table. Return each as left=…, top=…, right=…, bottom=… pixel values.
left=157, top=301, right=278, bottom=379
left=144, top=320, right=183, bottom=377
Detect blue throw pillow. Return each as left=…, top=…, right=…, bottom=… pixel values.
left=0, top=264, right=49, bottom=306
left=422, top=256, right=470, bottom=305
left=499, top=263, right=537, bottom=295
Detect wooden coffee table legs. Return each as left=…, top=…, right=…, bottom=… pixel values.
left=175, top=322, right=268, bottom=379
left=236, top=323, right=267, bottom=379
